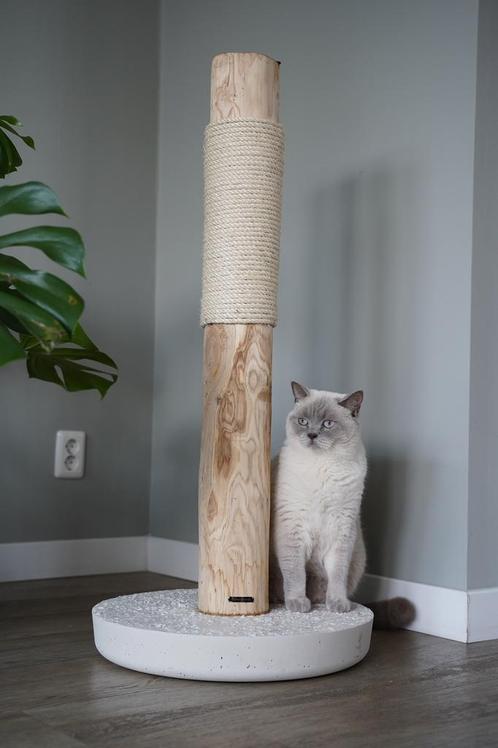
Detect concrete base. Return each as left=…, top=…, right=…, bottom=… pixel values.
left=92, top=589, right=373, bottom=682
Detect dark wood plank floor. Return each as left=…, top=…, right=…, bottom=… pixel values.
left=1, top=572, right=497, bottom=747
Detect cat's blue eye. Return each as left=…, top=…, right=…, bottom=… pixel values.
left=298, top=417, right=308, bottom=427
left=322, top=420, right=335, bottom=429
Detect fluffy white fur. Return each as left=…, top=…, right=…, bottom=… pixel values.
left=270, top=385, right=367, bottom=613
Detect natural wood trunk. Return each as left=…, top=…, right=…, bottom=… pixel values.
left=198, top=324, right=273, bottom=615
left=198, top=53, right=280, bottom=615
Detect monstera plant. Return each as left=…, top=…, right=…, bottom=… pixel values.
left=0, top=115, right=117, bottom=396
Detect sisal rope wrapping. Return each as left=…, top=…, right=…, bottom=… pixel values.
left=201, top=119, right=284, bottom=327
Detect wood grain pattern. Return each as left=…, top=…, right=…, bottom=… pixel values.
left=210, top=52, right=280, bottom=124
left=198, top=53, right=280, bottom=615
left=198, top=324, right=272, bottom=615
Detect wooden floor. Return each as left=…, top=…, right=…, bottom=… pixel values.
left=1, top=573, right=497, bottom=748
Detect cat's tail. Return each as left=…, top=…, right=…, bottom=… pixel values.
left=366, top=597, right=415, bottom=629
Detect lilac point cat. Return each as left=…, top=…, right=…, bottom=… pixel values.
left=270, top=382, right=415, bottom=628
left=270, top=382, right=366, bottom=613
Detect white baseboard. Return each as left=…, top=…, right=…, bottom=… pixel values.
left=0, top=536, right=147, bottom=582
left=1, top=535, right=496, bottom=644
left=0, top=535, right=197, bottom=585
left=356, top=573, right=469, bottom=643
left=148, top=536, right=198, bottom=581
left=468, top=587, right=498, bottom=642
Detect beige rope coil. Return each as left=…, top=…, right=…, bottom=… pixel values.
left=201, top=119, right=284, bottom=327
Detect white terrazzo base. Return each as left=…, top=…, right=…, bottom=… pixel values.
left=92, top=589, right=373, bottom=682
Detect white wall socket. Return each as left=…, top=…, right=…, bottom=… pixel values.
left=54, top=431, right=86, bottom=479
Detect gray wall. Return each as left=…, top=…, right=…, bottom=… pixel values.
left=468, top=0, right=498, bottom=589
left=2, top=0, right=487, bottom=594
left=151, top=0, right=478, bottom=589
left=0, top=0, right=159, bottom=542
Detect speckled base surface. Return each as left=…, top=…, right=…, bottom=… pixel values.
left=93, top=589, right=373, bottom=682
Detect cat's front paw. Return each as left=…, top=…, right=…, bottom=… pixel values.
left=326, top=596, right=352, bottom=613
left=286, top=596, right=311, bottom=613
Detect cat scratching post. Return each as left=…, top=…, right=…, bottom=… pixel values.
left=198, top=52, right=282, bottom=616
left=92, top=52, right=373, bottom=681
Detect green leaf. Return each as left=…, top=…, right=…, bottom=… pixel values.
left=0, top=320, right=25, bottom=365
left=0, top=225, right=85, bottom=276
left=0, top=182, right=66, bottom=217
left=0, top=117, right=35, bottom=149
left=43, top=346, right=116, bottom=368
left=0, top=116, right=35, bottom=178
left=0, top=129, right=22, bottom=178
left=0, top=305, right=29, bottom=333
left=22, top=324, right=118, bottom=397
left=26, top=352, right=65, bottom=386
left=52, top=358, right=116, bottom=397
left=70, top=322, right=97, bottom=349
left=0, top=289, right=67, bottom=348
left=0, top=254, right=25, bottom=272
left=0, top=255, right=84, bottom=332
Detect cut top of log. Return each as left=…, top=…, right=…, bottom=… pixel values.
left=210, top=52, right=280, bottom=124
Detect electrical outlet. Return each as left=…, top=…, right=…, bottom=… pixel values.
left=54, top=431, right=86, bottom=479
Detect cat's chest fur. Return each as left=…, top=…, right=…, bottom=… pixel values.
left=273, top=442, right=366, bottom=531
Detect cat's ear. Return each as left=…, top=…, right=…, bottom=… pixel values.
left=339, top=390, right=363, bottom=417
left=291, top=381, right=310, bottom=402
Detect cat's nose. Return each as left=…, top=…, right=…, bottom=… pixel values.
left=308, top=432, right=318, bottom=441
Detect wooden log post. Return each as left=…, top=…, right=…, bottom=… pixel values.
left=198, top=53, right=281, bottom=615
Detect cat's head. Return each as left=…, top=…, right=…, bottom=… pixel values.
left=286, top=381, right=363, bottom=451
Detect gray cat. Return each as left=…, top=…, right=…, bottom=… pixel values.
left=270, top=382, right=414, bottom=628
